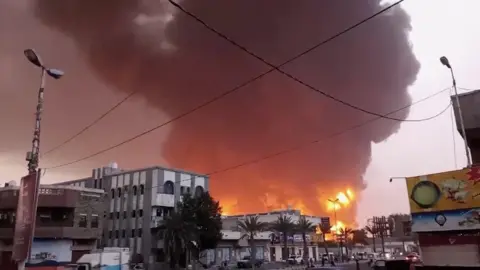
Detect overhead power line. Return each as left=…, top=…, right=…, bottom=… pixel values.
left=168, top=0, right=432, bottom=122
left=41, top=0, right=405, bottom=157
left=42, top=92, right=137, bottom=156
left=44, top=86, right=453, bottom=170
left=95, top=87, right=455, bottom=193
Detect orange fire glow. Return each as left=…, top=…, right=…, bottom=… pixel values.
left=326, top=189, right=355, bottom=212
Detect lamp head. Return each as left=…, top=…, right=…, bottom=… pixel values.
left=24, top=49, right=43, bottom=68
left=46, top=69, right=64, bottom=80
left=440, top=56, right=451, bottom=69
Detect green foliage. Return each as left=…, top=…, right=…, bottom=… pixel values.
left=162, top=191, right=222, bottom=268
left=270, top=216, right=295, bottom=259
left=238, top=216, right=269, bottom=238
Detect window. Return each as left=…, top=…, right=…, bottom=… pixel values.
left=111, top=189, right=115, bottom=199
left=39, top=212, right=52, bottom=223
left=137, top=229, right=143, bottom=237
left=123, top=211, right=127, bottom=219
left=91, top=215, right=99, bottom=228
left=109, top=213, right=113, bottom=220
left=116, top=212, right=120, bottom=219
left=180, top=186, right=185, bottom=195
left=115, top=230, right=119, bottom=238
left=132, top=229, right=136, bottom=237
left=164, top=181, right=174, bottom=195
left=194, top=186, right=204, bottom=197
left=124, top=186, right=129, bottom=195
left=156, top=208, right=162, bottom=217
left=79, top=214, right=87, bottom=228
left=109, top=231, right=113, bottom=239
left=133, top=186, right=137, bottom=196
left=138, top=209, right=143, bottom=217
left=140, top=185, right=145, bottom=195
left=186, top=187, right=191, bottom=194
left=117, top=188, right=122, bottom=197
left=94, top=179, right=98, bottom=189
left=122, top=230, right=126, bottom=238
left=158, top=230, right=164, bottom=240
left=132, top=210, right=136, bottom=218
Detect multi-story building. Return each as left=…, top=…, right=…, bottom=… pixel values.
left=57, top=163, right=209, bottom=268
left=0, top=184, right=105, bottom=270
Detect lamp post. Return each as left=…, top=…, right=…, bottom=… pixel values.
left=440, top=56, right=472, bottom=167
left=328, top=198, right=341, bottom=261
left=18, top=49, right=64, bottom=270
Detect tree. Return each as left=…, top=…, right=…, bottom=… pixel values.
left=163, top=211, right=195, bottom=269
left=338, top=228, right=354, bottom=257
left=238, top=216, right=269, bottom=266
left=318, top=223, right=331, bottom=255
left=364, top=225, right=379, bottom=252
left=351, top=229, right=368, bottom=245
left=269, top=215, right=295, bottom=260
left=296, top=216, right=316, bottom=263
left=162, top=191, right=222, bottom=269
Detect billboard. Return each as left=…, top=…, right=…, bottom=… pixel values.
left=406, top=167, right=480, bottom=232
left=411, top=208, right=480, bottom=232
left=406, top=167, right=480, bottom=213
left=30, top=240, right=73, bottom=264
left=12, top=172, right=40, bottom=262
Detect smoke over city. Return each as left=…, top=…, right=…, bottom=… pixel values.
left=3, top=0, right=419, bottom=220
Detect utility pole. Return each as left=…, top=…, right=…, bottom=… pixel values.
left=16, top=49, right=64, bottom=270
left=328, top=198, right=341, bottom=261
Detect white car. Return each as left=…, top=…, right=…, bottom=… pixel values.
left=287, top=255, right=303, bottom=264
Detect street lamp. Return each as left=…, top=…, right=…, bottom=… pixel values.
left=24, top=49, right=64, bottom=175
left=440, top=56, right=472, bottom=167
left=19, top=49, right=63, bottom=270
left=328, top=198, right=341, bottom=260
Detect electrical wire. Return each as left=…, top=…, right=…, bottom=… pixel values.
left=44, top=86, right=452, bottom=170
left=41, top=0, right=406, bottom=158
left=41, top=92, right=137, bottom=156
left=167, top=0, right=438, bottom=123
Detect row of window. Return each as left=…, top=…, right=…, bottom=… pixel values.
left=111, top=185, right=145, bottom=198
left=108, top=229, right=143, bottom=239
left=78, top=214, right=99, bottom=228
left=109, top=210, right=144, bottom=220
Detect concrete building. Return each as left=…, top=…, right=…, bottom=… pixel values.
left=57, top=163, right=209, bottom=268
left=218, top=209, right=330, bottom=263
left=0, top=184, right=105, bottom=270
left=452, top=89, right=480, bottom=164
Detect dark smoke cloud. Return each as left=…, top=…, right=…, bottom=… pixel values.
left=28, top=0, right=418, bottom=216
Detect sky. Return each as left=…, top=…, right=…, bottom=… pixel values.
left=0, top=0, right=479, bottom=227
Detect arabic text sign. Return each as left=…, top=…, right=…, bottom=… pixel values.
left=406, top=167, right=480, bottom=213
left=12, top=172, right=39, bottom=262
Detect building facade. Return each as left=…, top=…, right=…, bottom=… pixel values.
left=57, top=163, right=209, bottom=268
left=220, top=209, right=330, bottom=263
left=0, top=184, right=105, bottom=270
left=452, top=89, right=480, bottom=164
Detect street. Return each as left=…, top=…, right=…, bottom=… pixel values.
left=313, top=261, right=370, bottom=270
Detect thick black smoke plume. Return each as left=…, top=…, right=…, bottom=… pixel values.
left=30, top=0, right=419, bottom=216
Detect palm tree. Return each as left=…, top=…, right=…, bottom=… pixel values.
left=318, top=223, right=331, bottom=255
left=163, top=211, right=195, bottom=269
left=339, top=228, right=354, bottom=257
left=364, top=225, right=379, bottom=252
left=238, top=216, right=269, bottom=266
left=296, top=216, right=316, bottom=263
left=269, top=215, right=295, bottom=260
left=351, top=229, right=368, bottom=245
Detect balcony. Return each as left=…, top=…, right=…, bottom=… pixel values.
left=152, top=194, right=175, bottom=208
left=151, top=216, right=164, bottom=228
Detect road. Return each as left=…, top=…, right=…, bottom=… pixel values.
left=313, top=261, right=370, bottom=270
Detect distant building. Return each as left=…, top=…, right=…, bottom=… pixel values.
left=218, top=209, right=332, bottom=263
left=0, top=184, right=105, bottom=270
left=452, top=89, right=480, bottom=164
left=56, top=163, right=209, bottom=269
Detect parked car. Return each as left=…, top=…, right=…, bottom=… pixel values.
left=287, top=255, right=303, bottom=265
left=237, top=256, right=263, bottom=268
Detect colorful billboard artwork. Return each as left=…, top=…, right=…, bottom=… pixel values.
left=29, top=239, right=73, bottom=265
left=12, top=172, right=40, bottom=262
left=406, top=167, right=480, bottom=213
left=411, top=208, right=480, bottom=232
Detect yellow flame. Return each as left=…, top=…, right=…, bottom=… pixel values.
left=346, top=189, right=354, bottom=200
left=331, top=221, right=345, bottom=234
left=325, top=189, right=355, bottom=212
